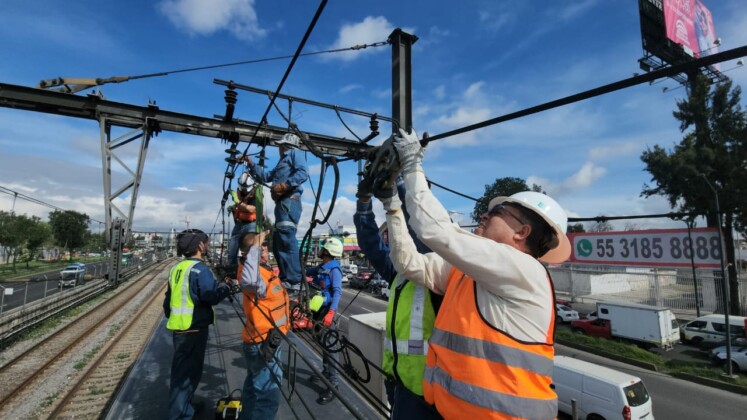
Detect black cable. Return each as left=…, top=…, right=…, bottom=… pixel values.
left=426, top=178, right=481, bottom=202
left=423, top=44, right=747, bottom=144
left=121, top=41, right=389, bottom=82
left=0, top=185, right=105, bottom=224
left=334, top=107, right=362, bottom=141
left=238, top=0, right=330, bottom=161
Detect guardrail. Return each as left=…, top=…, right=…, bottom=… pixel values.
left=0, top=260, right=160, bottom=347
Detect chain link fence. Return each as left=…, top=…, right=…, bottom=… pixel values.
left=549, top=264, right=746, bottom=318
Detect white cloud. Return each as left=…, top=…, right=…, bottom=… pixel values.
left=158, top=0, right=266, bottom=41
left=325, top=16, right=409, bottom=62
left=588, top=141, right=640, bottom=161
left=477, top=10, right=512, bottom=33
left=173, top=186, right=196, bottom=192
left=339, top=84, right=363, bottom=94
left=464, top=82, right=486, bottom=99
left=433, top=85, right=446, bottom=100
left=528, top=162, right=607, bottom=197
left=342, top=183, right=357, bottom=195
left=557, top=0, right=598, bottom=22
left=308, top=164, right=322, bottom=176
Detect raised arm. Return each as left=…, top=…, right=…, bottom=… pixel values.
left=353, top=199, right=397, bottom=284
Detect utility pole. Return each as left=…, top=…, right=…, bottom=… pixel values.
left=700, top=173, right=734, bottom=378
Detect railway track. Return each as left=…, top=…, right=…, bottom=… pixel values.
left=0, top=259, right=172, bottom=419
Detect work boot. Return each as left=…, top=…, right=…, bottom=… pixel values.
left=317, top=387, right=337, bottom=405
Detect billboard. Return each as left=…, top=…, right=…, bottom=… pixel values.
left=663, top=0, right=717, bottom=58
left=568, top=228, right=722, bottom=268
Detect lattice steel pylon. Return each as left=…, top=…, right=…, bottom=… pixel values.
left=98, top=108, right=159, bottom=246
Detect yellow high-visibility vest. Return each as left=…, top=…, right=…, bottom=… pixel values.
left=166, top=260, right=199, bottom=331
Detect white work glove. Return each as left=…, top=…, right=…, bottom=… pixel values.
left=393, top=128, right=424, bottom=175
left=381, top=188, right=401, bottom=212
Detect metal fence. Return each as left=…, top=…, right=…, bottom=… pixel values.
left=549, top=264, right=746, bottom=317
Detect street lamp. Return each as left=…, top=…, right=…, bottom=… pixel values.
left=699, top=173, right=734, bottom=377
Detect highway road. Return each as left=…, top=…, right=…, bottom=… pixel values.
left=0, top=260, right=118, bottom=313
left=335, top=285, right=747, bottom=420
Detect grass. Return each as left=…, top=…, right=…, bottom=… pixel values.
left=40, top=391, right=59, bottom=409
left=89, top=385, right=107, bottom=395
left=115, top=352, right=129, bottom=360
left=74, top=344, right=103, bottom=370
left=556, top=329, right=747, bottom=388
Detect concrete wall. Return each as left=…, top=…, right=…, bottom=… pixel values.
left=348, top=312, right=388, bottom=408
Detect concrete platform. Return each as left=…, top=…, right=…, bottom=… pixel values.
left=107, top=297, right=386, bottom=419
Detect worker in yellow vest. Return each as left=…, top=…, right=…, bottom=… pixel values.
left=236, top=229, right=290, bottom=419
left=383, top=129, right=572, bottom=420
left=163, top=229, right=232, bottom=420
left=355, top=176, right=443, bottom=419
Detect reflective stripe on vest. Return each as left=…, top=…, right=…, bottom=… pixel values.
left=166, top=260, right=199, bottom=331
left=423, top=267, right=556, bottom=420
left=276, top=220, right=297, bottom=229
left=383, top=338, right=429, bottom=355
left=242, top=264, right=290, bottom=344
left=424, top=364, right=557, bottom=419
left=382, top=273, right=435, bottom=396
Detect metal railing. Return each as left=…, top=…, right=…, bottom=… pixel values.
left=549, top=264, right=746, bottom=317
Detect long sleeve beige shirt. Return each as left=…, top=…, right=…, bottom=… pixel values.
left=386, top=171, right=554, bottom=343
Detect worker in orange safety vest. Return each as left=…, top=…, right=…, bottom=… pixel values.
left=381, top=128, right=572, bottom=420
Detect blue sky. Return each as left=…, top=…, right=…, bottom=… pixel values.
left=1, top=0, right=746, bottom=236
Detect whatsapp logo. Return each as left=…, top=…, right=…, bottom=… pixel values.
left=576, top=239, right=593, bottom=257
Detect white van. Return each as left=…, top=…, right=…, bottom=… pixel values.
left=342, top=263, right=358, bottom=276
left=553, top=356, right=654, bottom=420
left=681, top=314, right=747, bottom=347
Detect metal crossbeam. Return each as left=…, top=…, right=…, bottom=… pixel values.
left=0, top=83, right=371, bottom=157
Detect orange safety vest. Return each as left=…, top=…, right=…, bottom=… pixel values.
left=239, top=262, right=290, bottom=344
left=233, top=190, right=257, bottom=223
left=423, top=267, right=557, bottom=420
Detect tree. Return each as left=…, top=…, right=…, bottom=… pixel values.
left=588, top=217, right=614, bottom=233
left=623, top=222, right=641, bottom=231
left=24, top=216, right=51, bottom=267
left=567, top=223, right=586, bottom=233
left=471, top=177, right=544, bottom=222
left=641, top=74, right=747, bottom=315
left=48, top=210, right=90, bottom=261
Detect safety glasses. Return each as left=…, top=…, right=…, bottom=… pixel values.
left=488, top=204, right=527, bottom=226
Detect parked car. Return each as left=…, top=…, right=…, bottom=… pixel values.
left=350, top=272, right=372, bottom=289
left=58, top=263, right=87, bottom=287
left=554, top=356, right=654, bottom=420
left=710, top=337, right=747, bottom=374
left=556, top=303, right=580, bottom=323
left=681, top=314, right=747, bottom=349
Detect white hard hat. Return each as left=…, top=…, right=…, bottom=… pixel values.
left=276, top=133, right=300, bottom=148
left=488, top=191, right=571, bottom=263
left=322, top=237, right=344, bottom=257
left=237, top=172, right=253, bottom=192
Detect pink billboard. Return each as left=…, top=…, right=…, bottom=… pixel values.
left=663, top=0, right=717, bottom=58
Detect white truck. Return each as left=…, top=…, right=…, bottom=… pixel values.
left=571, top=301, right=680, bottom=349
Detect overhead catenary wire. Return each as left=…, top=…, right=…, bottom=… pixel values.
left=0, top=185, right=105, bottom=224
left=237, top=0, right=330, bottom=161
left=423, top=44, right=747, bottom=144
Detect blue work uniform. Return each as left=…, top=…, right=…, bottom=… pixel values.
left=249, top=149, right=308, bottom=286
left=306, top=260, right=343, bottom=387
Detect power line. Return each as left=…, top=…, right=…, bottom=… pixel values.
left=0, top=185, right=104, bottom=224
left=38, top=41, right=389, bottom=94
left=424, top=44, right=747, bottom=144
left=238, top=0, right=330, bottom=160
